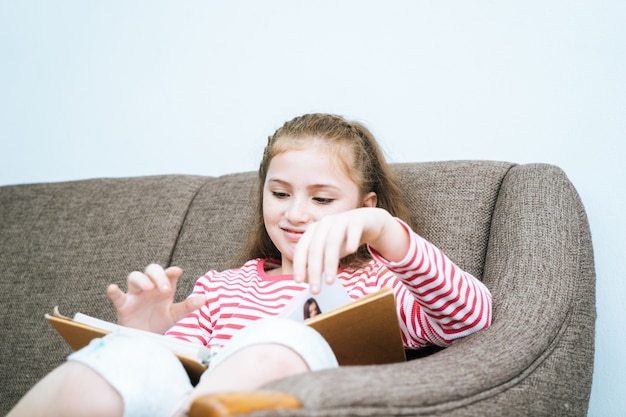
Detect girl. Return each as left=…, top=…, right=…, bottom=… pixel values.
left=8, top=113, right=492, bottom=417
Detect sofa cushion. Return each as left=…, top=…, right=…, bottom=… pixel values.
left=170, top=172, right=258, bottom=297
left=393, top=161, right=514, bottom=279
left=0, top=175, right=207, bottom=413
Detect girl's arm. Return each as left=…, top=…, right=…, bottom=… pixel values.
left=370, top=219, right=492, bottom=347
left=292, top=207, right=491, bottom=346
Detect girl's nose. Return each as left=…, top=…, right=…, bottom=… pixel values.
left=285, top=199, right=310, bottom=224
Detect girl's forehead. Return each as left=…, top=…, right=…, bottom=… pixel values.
left=271, top=145, right=342, bottom=167
left=273, top=138, right=353, bottom=165
left=272, top=135, right=342, bottom=153
left=266, top=147, right=359, bottom=187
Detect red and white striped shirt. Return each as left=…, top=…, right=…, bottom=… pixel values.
left=166, top=220, right=492, bottom=349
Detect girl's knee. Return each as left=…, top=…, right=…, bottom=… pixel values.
left=194, top=343, right=311, bottom=396
left=209, top=318, right=338, bottom=372
left=241, top=343, right=310, bottom=377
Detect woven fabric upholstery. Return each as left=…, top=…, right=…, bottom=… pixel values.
left=0, top=175, right=208, bottom=414
left=169, top=172, right=257, bottom=299
left=0, top=161, right=595, bottom=416
left=393, top=161, right=512, bottom=279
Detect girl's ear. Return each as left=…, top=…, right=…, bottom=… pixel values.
left=362, top=192, right=378, bottom=208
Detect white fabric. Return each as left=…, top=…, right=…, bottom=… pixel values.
left=202, top=318, right=338, bottom=380
left=66, top=319, right=336, bottom=416
left=68, top=333, right=193, bottom=417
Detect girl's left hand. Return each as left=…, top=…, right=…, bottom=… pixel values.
left=292, top=207, right=406, bottom=293
left=107, top=264, right=204, bottom=333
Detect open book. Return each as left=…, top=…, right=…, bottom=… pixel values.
left=46, top=285, right=406, bottom=382
left=45, top=307, right=213, bottom=384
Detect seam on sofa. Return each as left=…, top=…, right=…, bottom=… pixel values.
left=165, top=178, right=212, bottom=268
left=481, top=162, right=517, bottom=282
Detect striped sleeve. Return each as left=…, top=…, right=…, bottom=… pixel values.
left=369, top=219, right=492, bottom=348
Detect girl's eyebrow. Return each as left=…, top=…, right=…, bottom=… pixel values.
left=267, top=178, right=341, bottom=192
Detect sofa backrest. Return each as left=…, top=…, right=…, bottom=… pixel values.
left=169, top=172, right=257, bottom=297
left=169, top=161, right=514, bottom=296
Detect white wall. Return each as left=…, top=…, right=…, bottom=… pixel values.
left=1, top=1, right=624, bottom=415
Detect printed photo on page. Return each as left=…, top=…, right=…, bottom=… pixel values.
left=278, top=279, right=352, bottom=322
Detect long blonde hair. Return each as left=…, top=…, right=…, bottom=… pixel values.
left=239, top=113, right=413, bottom=269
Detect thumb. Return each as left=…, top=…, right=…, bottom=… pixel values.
left=106, top=284, right=126, bottom=310
left=186, top=295, right=206, bottom=311
left=171, top=295, right=205, bottom=322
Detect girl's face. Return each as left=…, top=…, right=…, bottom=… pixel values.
left=262, top=143, right=373, bottom=274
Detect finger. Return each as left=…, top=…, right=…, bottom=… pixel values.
left=293, top=223, right=317, bottom=283
left=306, top=222, right=333, bottom=294
left=165, top=266, right=184, bottom=288
left=144, top=263, right=172, bottom=291
left=127, top=270, right=155, bottom=293
left=171, top=295, right=205, bottom=322
left=321, top=224, right=345, bottom=286
left=106, top=284, right=126, bottom=310
left=345, top=217, right=364, bottom=254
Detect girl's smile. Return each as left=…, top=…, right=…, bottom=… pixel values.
left=280, top=226, right=306, bottom=242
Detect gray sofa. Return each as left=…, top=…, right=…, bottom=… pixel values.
left=0, top=161, right=596, bottom=416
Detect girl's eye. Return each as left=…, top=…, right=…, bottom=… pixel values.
left=272, top=191, right=289, bottom=199
left=313, top=197, right=334, bottom=204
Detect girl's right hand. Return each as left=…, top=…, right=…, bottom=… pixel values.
left=292, top=207, right=411, bottom=294
left=106, top=264, right=205, bottom=334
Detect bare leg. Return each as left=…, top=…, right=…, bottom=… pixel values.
left=180, top=343, right=309, bottom=413
left=7, top=361, right=123, bottom=417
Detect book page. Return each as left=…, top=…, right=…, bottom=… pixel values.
left=72, top=312, right=212, bottom=363
left=277, top=279, right=352, bottom=322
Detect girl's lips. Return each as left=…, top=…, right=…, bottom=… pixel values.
left=281, top=227, right=305, bottom=242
